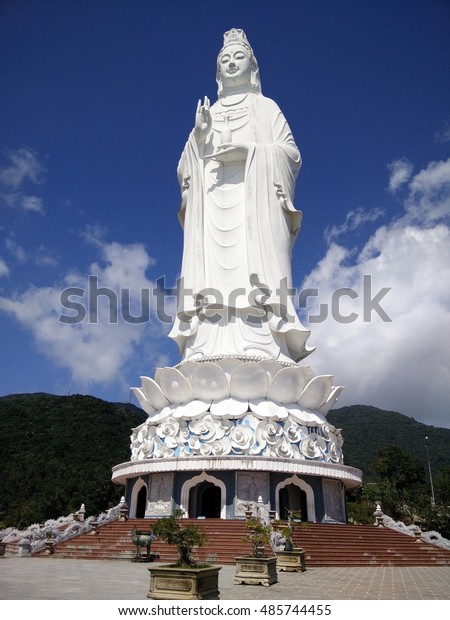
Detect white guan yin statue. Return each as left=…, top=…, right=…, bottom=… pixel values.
left=169, top=28, right=313, bottom=364
left=126, top=29, right=352, bottom=475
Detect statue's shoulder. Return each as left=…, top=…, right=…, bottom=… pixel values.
left=254, top=94, right=282, bottom=114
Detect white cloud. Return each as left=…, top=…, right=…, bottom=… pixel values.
left=434, top=120, right=450, bottom=144
left=21, top=195, right=45, bottom=213
left=387, top=158, right=413, bottom=193
left=405, top=158, right=450, bottom=223
left=301, top=157, right=450, bottom=429
left=4, top=238, right=60, bottom=267
left=81, top=223, right=109, bottom=246
left=35, top=245, right=59, bottom=267
left=0, top=147, right=46, bottom=189
left=0, top=257, right=9, bottom=277
left=0, top=238, right=167, bottom=388
left=324, top=206, right=384, bottom=244
left=5, top=238, right=27, bottom=263
left=1, top=191, right=45, bottom=214
left=0, top=147, right=46, bottom=214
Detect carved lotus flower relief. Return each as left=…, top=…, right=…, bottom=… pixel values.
left=130, top=358, right=344, bottom=464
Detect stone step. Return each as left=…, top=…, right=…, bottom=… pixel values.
left=32, top=519, right=450, bottom=567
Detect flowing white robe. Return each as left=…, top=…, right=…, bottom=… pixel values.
left=169, top=93, right=312, bottom=363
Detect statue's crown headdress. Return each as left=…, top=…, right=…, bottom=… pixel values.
left=217, top=28, right=261, bottom=96
left=221, top=28, right=254, bottom=56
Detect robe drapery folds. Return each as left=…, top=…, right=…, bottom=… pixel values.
left=169, top=93, right=313, bottom=363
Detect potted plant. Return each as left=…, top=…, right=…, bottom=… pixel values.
left=234, top=517, right=278, bottom=587
left=274, top=510, right=306, bottom=572
left=147, top=509, right=221, bottom=600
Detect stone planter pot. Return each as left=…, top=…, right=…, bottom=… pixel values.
left=234, top=556, right=278, bottom=587
left=276, top=548, right=306, bottom=572
left=147, top=565, right=221, bottom=600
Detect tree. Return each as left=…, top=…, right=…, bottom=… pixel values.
left=434, top=466, right=450, bottom=505
left=373, top=445, right=427, bottom=520
left=374, top=446, right=426, bottom=495
left=151, top=509, right=207, bottom=566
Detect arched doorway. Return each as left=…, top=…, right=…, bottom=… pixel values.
left=279, top=484, right=307, bottom=521
left=180, top=472, right=226, bottom=519
left=275, top=475, right=316, bottom=522
left=189, top=481, right=221, bottom=518
left=136, top=485, right=147, bottom=518
left=129, top=478, right=148, bottom=518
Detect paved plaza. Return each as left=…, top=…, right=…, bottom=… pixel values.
left=0, top=557, right=449, bottom=600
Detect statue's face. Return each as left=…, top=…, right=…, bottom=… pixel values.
left=218, top=44, right=252, bottom=89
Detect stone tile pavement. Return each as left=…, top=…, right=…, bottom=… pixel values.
left=1, top=558, right=450, bottom=600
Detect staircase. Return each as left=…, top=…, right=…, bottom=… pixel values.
left=295, top=523, right=450, bottom=567
left=32, top=519, right=450, bottom=567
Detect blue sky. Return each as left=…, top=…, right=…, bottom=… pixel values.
left=1, top=0, right=449, bottom=428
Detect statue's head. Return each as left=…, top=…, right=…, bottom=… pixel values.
left=216, top=28, right=261, bottom=97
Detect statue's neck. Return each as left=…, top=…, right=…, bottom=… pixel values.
left=220, top=87, right=251, bottom=108
left=221, top=85, right=250, bottom=98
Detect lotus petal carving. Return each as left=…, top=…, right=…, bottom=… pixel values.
left=155, top=367, right=194, bottom=404
left=171, top=399, right=210, bottom=419
left=259, top=359, right=285, bottom=378
left=130, top=387, right=156, bottom=416
left=191, top=362, right=229, bottom=400
left=318, top=386, right=344, bottom=416
left=139, top=376, right=169, bottom=410
left=177, top=360, right=199, bottom=384
left=297, top=375, right=334, bottom=409
left=130, top=357, right=344, bottom=464
left=230, top=362, right=269, bottom=399
left=210, top=397, right=249, bottom=418
left=267, top=366, right=306, bottom=404
left=286, top=403, right=327, bottom=426
left=249, top=399, right=288, bottom=419
left=134, top=358, right=342, bottom=415
left=216, top=357, right=243, bottom=378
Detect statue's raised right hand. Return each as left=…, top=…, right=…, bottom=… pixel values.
left=194, top=96, right=211, bottom=143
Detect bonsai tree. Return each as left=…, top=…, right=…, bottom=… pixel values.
left=279, top=522, right=294, bottom=551
left=271, top=509, right=304, bottom=551
left=151, top=509, right=207, bottom=567
left=243, top=517, right=273, bottom=557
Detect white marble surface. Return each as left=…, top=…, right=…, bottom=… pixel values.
left=169, top=29, right=312, bottom=363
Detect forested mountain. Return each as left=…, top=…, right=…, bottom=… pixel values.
left=1, top=394, right=448, bottom=528
left=0, top=393, right=145, bottom=528
left=328, top=405, right=450, bottom=480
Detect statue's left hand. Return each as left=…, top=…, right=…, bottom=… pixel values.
left=208, top=143, right=248, bottom=162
